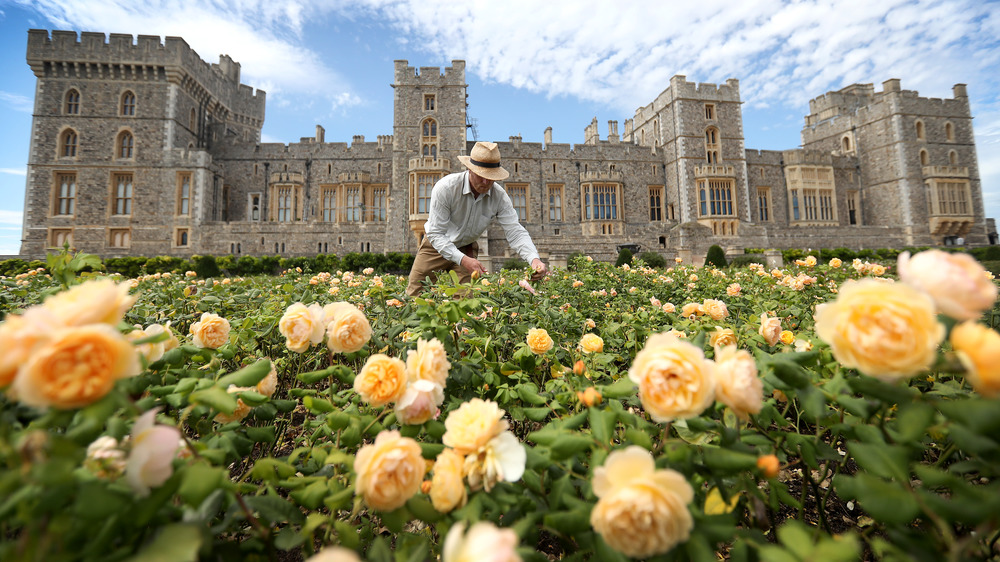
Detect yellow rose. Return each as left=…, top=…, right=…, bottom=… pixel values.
left=590, top=446, right=694, bottom=558
left=0, top=308, right=56, bottom=388
left=354, top=430, right=425, bottom=511
left=278, top=302, right=326, bottom=353
left=897, top=250, right=998, bottom=321
left=758, top=313, right=782, bottom=346
left=442, top=398, right=509, bottom=456
left=442, top=521, right=522, bottom=562
left=579, top=333, right=604, bottom=354
left=702, top=299, right=729, bottom=321
left=708, top=327, right=736, bottom=350
left=324, top=302, right=372, bottom=354
left=662, top=303, right=676, bottom=314
left=353, top=354, right=407, bottom=407
left=713, top=346, right=763, bottom=420
left=779, top=330, right=795, bottom=345
left=145, top=323, right=180, bottom=352
left=42, top=278, right=137, bottom=327
left=814, top=279, right=945, bottom=381
left=526, top=328, right=553, bottom=354
left=214, top=385, right=253, bottom=423
left=829, top=257, right=843, bottom=268
left=430, top=448, right=467, bottom=513
left=627, top=333, right=716, bottom=422
left=190, top=312, right=231, bottom=349
left=681, top=302, right=703, bottom=317
left=256, top=361, right=278, bottom=397
left=804, top=255, right=817, bottom=267
left=950, top=322, right=1000, bottom=397
left=126, top=325, right=165, bottom=364
left=13, top=324, right=141, bottom=409
left=406, top=338, right=451, bottom=387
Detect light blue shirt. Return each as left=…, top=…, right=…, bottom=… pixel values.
left=424, top=171, right=541, bottom=266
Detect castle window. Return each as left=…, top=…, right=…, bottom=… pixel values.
left=412, top=172, right=439, bottom=213
left=916, top=120, right=926, bottom=140
left=552, top=163, right=557, bottom=174
left=117, top=131, right=134, bottom=159
left=175, top=228, right=189, bottom=247
left=757, top=187, right=771, bottom=222
left=704, top=104, right=715, bottom=120
left=221, top=185, right=230, bottom=222
left=842, top=135, right=853, bottom=153
left=920, top=149, right=929, bottom=166
left=321, top=186, right=337, bottom=222
left=189, top=108, right=196, bottom=131
left=649, top=185, right=663, bottom=221
left=515, top=162, right=520, bottom=174
left=424, top=94, right=436, bottom=111
left=65, top=89, right=80, bottom=115
left=945, top=122, right=955, bottom=142
left=50, top=228, right=73, bottom=249
left=949, top=150, right=958, bottom=165
left=367, top=185, right=387, bottom=222
left=930, top=180, right=970, bottom=216
left=59, top=129, right=78, bottom=158
left=177, top=173, right=191, bottom=215
left=667, top=203, right=675, bottom=220
left=54, top=172, right=76, bottom=216
left=422, top=118, right=437, bottom=137
left=785, top=166, right=836, bottom=224
left=705, top=127, right=720, bottom=163
left=344, top=185, right=361, bottom=222
left=112, top=173, right=133, bottom=215
left=251, top=194, right=261, bottom=221
left=848, top=190, right=859, bottom=225
left=277, top=186, right=293, bottom=222
left=506, top=184, right=528, bottom=221
left=697, top=178, right=735, bottom=217
left=109, top=228, right=131, bottom=249
left=120, top=91, right=135, bottom=116
left=548, top=184, right=563, bottom=222
left=421, top=118, right=438, bottom=160
left=582, top=182, right=620, bottom=221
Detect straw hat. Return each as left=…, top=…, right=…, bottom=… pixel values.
left=458, top=141, right=510, bottom=181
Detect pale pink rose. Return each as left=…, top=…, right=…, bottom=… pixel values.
left=354, top=430, right=425, bottom=511
left=406, top=338, right=451, bottom=387
left=305, top=547, right=362, bottom=562
left=324, top=302, right=372, bottom=354
left=650, top=297, right=662, bottom=307
left=518, top=279, right=538, bottom=295
left=628, top=333, right=715, bottom=422
left=702, top=299, right=729, bottom=321
left=759, top=313, right=782, bottom=346
left=713, top=346, right=763, bottom=419
left=278, top=302, right=326, bottom=353
left=442, top=521, right=522, bottom=562
left=442, top=399, right=509, bottom=456
left=125, top=409, right=181, bottom=497
left=590, top=446, right=694, bottom=558
left=83, top=435, right=127, bottom=479
left=814, top=279, right=945, bottom=381
left=42, top=278, right=137, bottom=327
left=464, top=431, right=526, bottom=492
left=897, top=250, right=998, bottom=321
left=13, top=324, right=140, bottom=409
left=394, top=379, right=443, bottom=425
left=430, top=448, right=467, bottom=513
left=190, top=312, right=231, bottom=349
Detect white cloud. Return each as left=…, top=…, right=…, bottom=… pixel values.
left=0, top=91, right=33, bottom=113
left=0, top=168, right=27, bottom=176
left=0, top=210, right=23, bottom=226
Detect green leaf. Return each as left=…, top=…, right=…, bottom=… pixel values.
left=217, top=358, right=272, bottom=388
left=834, top=473, right=919, bottom=524
left=543, top=509, right=592, bottom=535
left=244, top=494, right=306, bottom=525
left=702, top=448, right=759, bottom=472
left=124, top=524, right=203, bottom=562
left=178, top=462, right=225, bottom=508
left=548, top=434, right=594, bottom=460
left=589, top=408, right=616, bottom=446
left=601, top=376, right=636, bottom=399
left=290, top=479, right=330, bottom=510
left=303, top=396, right=335, bottom=413
left=189, top=386, right=238, bottom=414
left=251, top=458, right=297, bottom=482
left=937, top=398, right=1000, bottom=434
left=768, top=360, right=810, bottom=389
left=624, top=427, right=652, bottom=450
left=847, top=376, right=918, bottom=405
left=847, top=442, right=910, bottom=482
left=297, top=366, right=339, bottom=385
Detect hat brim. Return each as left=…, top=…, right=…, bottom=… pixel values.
left=458, top=155, right=509, bottom=181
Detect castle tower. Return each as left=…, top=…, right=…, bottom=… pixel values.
left=20, top=29, right=265, bottom=256
left=387, top=60, right=467, bottom=252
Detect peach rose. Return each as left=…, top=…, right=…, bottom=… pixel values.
left=950, top=322, right=1000, bottom=398
left=590, top=446, right=694, bottom=558
left=279, top=302, right=326, bottom=353
left=898, top=250, right=998, bottom=321
left=726, top=283, right=742, bottom=297
left=256, top=361, right=278, bottom=398
left=354, top=430, right=425, bottom=511
left=190, top=312, right=231, bottom=349
left=324, top=302, right=372, bottom=354
left=42, top=278, right=137, bottom=327
left=430, top=448, right=467, bottom=513
left=13, top=324, right=140, bottom=409
left=708, top=327, right=736, bottom=350
left=442, top=398, right=509, bottom=456
left=577, top=387, right=602, bottom=407
left=759, top=313, right=782, bottom=346
left=354, top=354, right=407, bottom=407
left=681, top=302, right=703, bottom=317
left=406, top=337, right=451, bottom=387
left=0, top=308, right=56, bottom=388
left=829, top=257, right=842, bottom=268
left=125, top=408, right=181, bottom=497
left=464, top=431, right=526, bottom=492
left=662, top=303, right=676, bottom=314
left=713, top=346, right=763, bottom=420
left=442, top=521, right=522, bottom=562
left=814, top=279, right=945, bottom=381
left=757, top=454, right=780, bottom=478
left=702, top=299, right=729, bottom=321
left=394, top=379, right=443, bottom=425
left=526, top=328, right=553, bottom=354
left=145, top=322, right=180, bottom=352
left=126, top=325, right=166, bottom=364
left=305, top=547, right=362, bottom=562
left=579, top=333, right=604, bottom=354
left=628, top=333, right=715, bottom=422
left=214, top=385, right=253, bottom=423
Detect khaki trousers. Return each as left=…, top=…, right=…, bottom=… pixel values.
left=406, top=238, right=479, bottom=296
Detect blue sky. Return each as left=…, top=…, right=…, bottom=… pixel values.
left=1, top=0, right=999, bottom=257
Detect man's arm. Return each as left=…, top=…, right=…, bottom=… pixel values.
left=493, top=189, right=548, bottom=278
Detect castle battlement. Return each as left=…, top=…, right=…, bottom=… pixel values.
left=393, top=60, right=466, bottom=85
left=669, top=75, right=741, bottom=101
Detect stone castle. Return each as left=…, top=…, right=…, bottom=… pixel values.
left=19, top=29, right=995, bottom=267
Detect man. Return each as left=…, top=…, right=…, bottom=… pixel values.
left=406, top=141, right=548, bottom=296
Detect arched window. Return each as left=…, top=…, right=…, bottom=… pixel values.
left=949, top=150, right=958, bottom=165
left=59, top=129, right=78, bottom=158
left=65, top=89, right=80, bottom=115
left=421, top=117, right=438, bottom=160
left=920, top=149, right=929, bottom=166
left=916, top=120, right=925, bottom=140
left=121, top=91, right=136, bottom=116
left=117, top=131, right=134, bottom=159
left=189, top=108, right=196, bottom=131
left=945, top=122, right=955, bottom=142
left=842, top=135, right=852, bottom=152
left=705, top=127, right=720, bottom=163
left=422, top=118, right=437, bottom=137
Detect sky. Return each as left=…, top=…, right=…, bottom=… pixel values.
left=1, top=0, right=999, bottom=257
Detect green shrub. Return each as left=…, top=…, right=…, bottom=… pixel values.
left=144, top=256, right=184, bottom=274
left=728, top=254, right=765, bottom=268
left=501, top=257, right=529, bottom=270
left=0, top=258, right=32, bottom=277
left=615, top=248, right=633, bottom=267
left=705, top=245, right=727, bottom=268
left=567, top=252, right=587, bottom=270
left=192, top=255, right=221, bottom=278
left=105, top=256, right=147, bottom=278
left=636, top=251, right=666, bottom=268
left=215, top=255, right=236, bottom=274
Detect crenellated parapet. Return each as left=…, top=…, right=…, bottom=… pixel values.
left=393, top=60, right=466, bottom=86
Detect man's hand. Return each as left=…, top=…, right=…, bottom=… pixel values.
left=461, top=255, right=488, bottom=277
left=530, top=258, right=548, bottom=281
